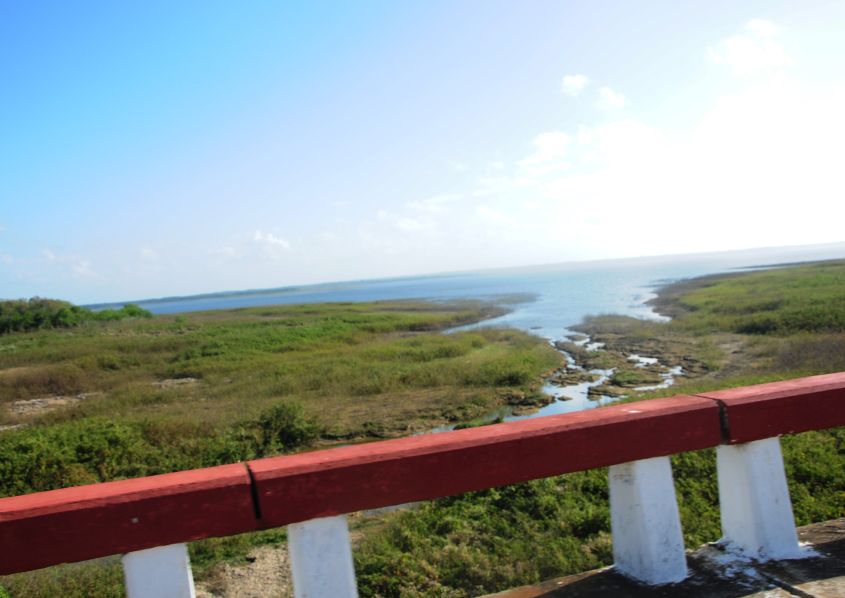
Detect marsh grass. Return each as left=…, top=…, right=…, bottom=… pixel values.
left=0, top=299, right=565, bottom=597
left=0, top=300, right=562, bottom=497
left=5, top=262, right=845, bottom=597
left=352, top=260, right=845, bottom=597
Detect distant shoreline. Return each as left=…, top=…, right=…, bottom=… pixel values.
left=83, top=245, right=845, bottom=312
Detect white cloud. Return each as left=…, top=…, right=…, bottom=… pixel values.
left=708, top=19, right=792, bottom=76
left=561, top=74, right=590, bottom=96
left=0, top=253, right=13, bottom=265
left=746, top=18, right=780, bottom=38
left=41, top=248, right=56, bottom=262
left=386, top=37, right=843, bottom=263
left=518, top=131, right=571, bottom=175
left=523, top=76, right=844, bottom=256
left=448, top=161, right=469, bottom=172
left=253, top=230, right=291, bottom=250
left=597, top=86, right=626, bottom=109
left=140, top=247, right=158, bottom=260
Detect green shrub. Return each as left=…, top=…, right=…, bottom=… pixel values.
left=0, top=298, right=152, bottom=335
left=256, top=402, right=320, bottom=456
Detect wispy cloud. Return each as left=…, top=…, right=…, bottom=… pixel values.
left=597, top=86, right=626, bottom=109
left=253, top=230, right=291, bottom=250
left=40, top=248, right=101, bottom=279
left=518, top=131, right=571, bottom=175
left=561, top=74, right=590, bottom=96
left=708, top=19, right=792, bottom=76
left=379, top=19, right=844, bottom=262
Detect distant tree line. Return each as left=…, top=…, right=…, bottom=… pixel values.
left=0, top=298, right=152, bottom=335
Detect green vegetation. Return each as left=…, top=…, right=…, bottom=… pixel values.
left=0, top=298, right=151, bottom=335
left=352, top=260, right=845, bottom=597
left=356, top=472, right=612, bottom=597
left=3, top=261, right=845, bottom=597
left=0, top=300, right=560, bottom=497
left=656, top=260, right=845, bottom=335
left=0, top=299, right=562, bottom=598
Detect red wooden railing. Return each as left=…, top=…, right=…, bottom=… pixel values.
left=1, top=372, right=844, bottom=597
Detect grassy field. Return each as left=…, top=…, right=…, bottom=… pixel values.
left=351, top=260, right=845, bottom=597
left=3, top=261, right=845, bottom=597
left=0, top=300, right=565, bottom=494
left=0, top=299, right=563, bottom=597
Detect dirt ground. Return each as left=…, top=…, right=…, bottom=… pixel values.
left=195, top=545, right=293, bottom=598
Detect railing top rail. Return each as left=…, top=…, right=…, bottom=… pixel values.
left=249, top=396, right=719, bottom=526
left=1, top=372, right=844, bottom=575
left=696, top=371, right=845, bottom=444
left=0, top=463, right=257, bottom=574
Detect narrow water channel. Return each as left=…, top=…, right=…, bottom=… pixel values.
left=431, top=331, right=683, bottom=432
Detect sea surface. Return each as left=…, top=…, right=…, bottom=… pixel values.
left=101, top=244, right=845, bottom=343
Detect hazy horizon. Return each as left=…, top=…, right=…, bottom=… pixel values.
left=87, top=240, right=845, bottom=307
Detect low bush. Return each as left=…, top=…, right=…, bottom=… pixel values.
left=0, top=298, right=151, bottom=335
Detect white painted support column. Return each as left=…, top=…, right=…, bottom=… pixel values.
left=288, top=515, right=358, bottom=598
left=122, top=543, right=196, bottom=598
left=717, top=437, right=801, bottom=560
left=609, top=456, right=688, bottom=584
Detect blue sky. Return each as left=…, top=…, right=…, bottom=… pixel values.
left=2, top=1, right=844, bottom=303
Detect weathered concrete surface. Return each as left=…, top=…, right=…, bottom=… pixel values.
left=486, top=518, right=845, bottom=597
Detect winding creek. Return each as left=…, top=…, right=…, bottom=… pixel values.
left=432, top=328, right=684, bottom=433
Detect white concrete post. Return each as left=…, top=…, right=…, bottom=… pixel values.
left=609, top=456, right=688, bottom=584
left=288, top=515, right=358, bottom=598
left=122, top=543, right=196, bottom=598
left=716, top=437, right=801, bottom=560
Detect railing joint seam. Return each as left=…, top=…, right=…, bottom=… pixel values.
left=692, top=394, right=731, bottom=444
left=244, top=462, right=263, bottom=522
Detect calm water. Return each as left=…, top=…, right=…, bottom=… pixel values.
left=98, top=245, right=845, bottom=345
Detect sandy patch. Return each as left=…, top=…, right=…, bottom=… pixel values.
left=196, top=545, right=292, bottom=598
left=8, top=392, right=104, bottom=417
left=153, top=377, right=200, bottom=389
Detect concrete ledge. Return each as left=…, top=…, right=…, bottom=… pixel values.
left=486, top=518, right=845, bottom=597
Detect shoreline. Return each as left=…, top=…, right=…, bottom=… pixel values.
left=493, top=269, right=746, bottom=422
